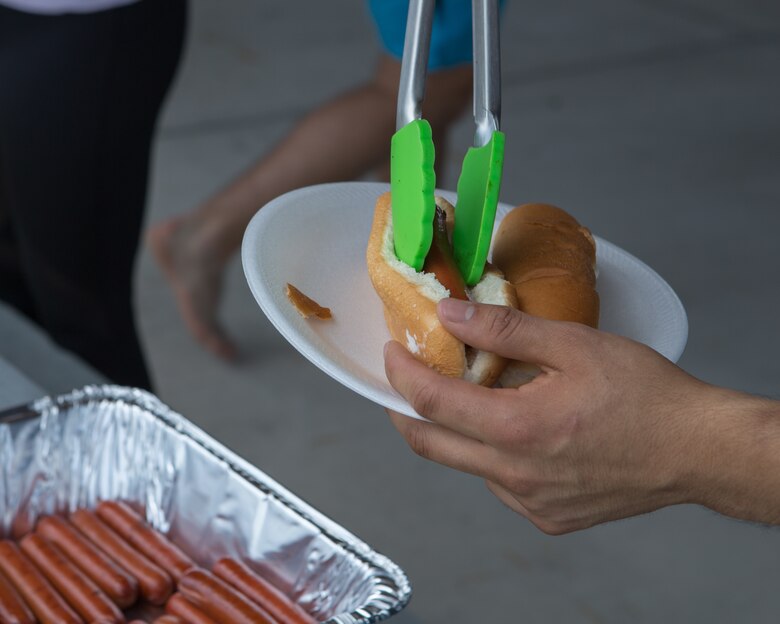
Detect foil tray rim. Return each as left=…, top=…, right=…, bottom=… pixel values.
left=0, top=384, right=412, bottom=624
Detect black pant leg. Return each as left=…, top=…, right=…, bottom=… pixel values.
left=0, top=1, right=187, bottom=388
left=0, top=197, right=39, bottom=323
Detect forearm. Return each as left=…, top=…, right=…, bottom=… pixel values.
left=194, top=82, right=397, bottom=256
left=686, top=387, right=780, bottom=524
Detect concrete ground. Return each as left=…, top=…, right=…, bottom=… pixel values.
left=4, top=0, right=780, bottom=622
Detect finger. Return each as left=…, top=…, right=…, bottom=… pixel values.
left=384, top=341, right=511, bottom=441
left=388, top=411, right=501, bottom=480
left=437, top=299, right=593, bottom=368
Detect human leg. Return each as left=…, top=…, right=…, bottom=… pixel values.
left=0, top=184, right=38, bottom=322
left=0, top=2, right=185, bottom=388
left=148, top=48, right=471, bottom=359
left=148, top=54, right=400, bottom=359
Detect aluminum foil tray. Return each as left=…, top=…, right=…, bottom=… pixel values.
left=0, top=385, right=411, bottom=623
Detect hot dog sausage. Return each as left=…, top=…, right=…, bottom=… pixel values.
left=96, top=502, right=196, bottom=583
left=0, top=540, right=83, bottom=624
left=179, top=569, right=276, bottom=624
left=37, top=515, right=139, bottom=608
left=422, top=205, right=469, bottom=301
left=213, top=558, right=315, bottom=624
left=0, top=565, right=35, bottom=624
left=165, top=593, right=217, bottom=624
left=70, top=509, right=173, bottom=605
left=20, top=533, right=125, bottom=624
left=152, top=617, right=183, bottom=624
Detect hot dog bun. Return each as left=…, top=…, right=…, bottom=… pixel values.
left=367, top=192, right=518, bottom=386
left=492, top=203, right=599, bottom=387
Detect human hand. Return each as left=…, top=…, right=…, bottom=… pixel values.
left=384, top=298, right=738, bottom=534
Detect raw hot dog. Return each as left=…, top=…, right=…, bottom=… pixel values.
left=37, top=515, right=139, bottom=608
left=0, top=566, right=35, bottom=624
left=20, top=533, right=125, bottom=624
left=153, top=617, right=183, bottom=624
left=213, top=558, right=315, bottom=624
left=179, top=569, right=276, bottom=624
left=70, top=509, right=173, bottom=605
left=0, top=540, right=82, bottom=624
left=165, top=593, right=217, bottom=624
left=96, top=501, right=196, bottom=583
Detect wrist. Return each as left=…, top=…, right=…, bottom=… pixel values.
left=682, top=386, right=780, bottom=524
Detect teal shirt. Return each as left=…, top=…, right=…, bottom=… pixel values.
left=368, top=0, right=507, bottom=70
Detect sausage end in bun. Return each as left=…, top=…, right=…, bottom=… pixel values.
left=367, top=192, right=518, bottom=386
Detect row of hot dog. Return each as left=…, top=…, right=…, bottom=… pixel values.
left=0, top=501, right=315, bottom=624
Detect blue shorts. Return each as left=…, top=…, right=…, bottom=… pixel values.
left=367, top=0, right=506, bottom=70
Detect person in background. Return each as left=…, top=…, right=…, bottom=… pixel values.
left=0, top=0, right=187, bottom=389
left=147, top=0, right=503, bottom=360
left=385, top=299, right=780, bottom=534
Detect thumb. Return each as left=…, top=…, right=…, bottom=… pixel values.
left=437, top=298, right=589, bottom=367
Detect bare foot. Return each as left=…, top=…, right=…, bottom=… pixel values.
left=147, top=216, right=238, bottom=361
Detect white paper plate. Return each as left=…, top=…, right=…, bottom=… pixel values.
left=242, top=182, right=688, bottom=419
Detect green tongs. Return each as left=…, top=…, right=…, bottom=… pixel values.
left=390, top=0, right=505, bottom=286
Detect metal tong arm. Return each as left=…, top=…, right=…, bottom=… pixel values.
left=396, top=0, right=435, bottom=130
left=473, top=0, right=501, bottom=147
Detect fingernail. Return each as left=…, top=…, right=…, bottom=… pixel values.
left=438, top=298, right=475, bottom=323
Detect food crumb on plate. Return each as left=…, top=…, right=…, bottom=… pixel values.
left=285, top=283, right=332, bottom=320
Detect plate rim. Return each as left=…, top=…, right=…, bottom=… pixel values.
left=242, top=181, right=688, bottom=418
